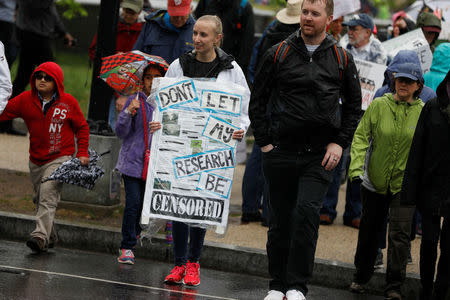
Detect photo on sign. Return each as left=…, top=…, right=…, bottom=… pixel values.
left=153, top=178, right=171, bottom=190
left=162, top=112, right=179, bottom=124
left=360, top=77, right=375, bottom=92
left=191, top=139, right=203, bottom=154
left=163, top=124, right=181, bottom=136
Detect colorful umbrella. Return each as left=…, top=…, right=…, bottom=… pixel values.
left=99, top=51, right=169, bottom=96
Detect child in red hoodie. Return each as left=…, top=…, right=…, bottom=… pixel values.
left=0, top=61, right=90, bottom=253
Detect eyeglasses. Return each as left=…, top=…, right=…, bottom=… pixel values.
left=35, top=73, right=54, bottom=82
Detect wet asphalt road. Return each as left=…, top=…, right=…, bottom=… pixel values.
left=0, top=239, right=383, bottom=299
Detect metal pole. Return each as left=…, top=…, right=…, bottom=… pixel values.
left=87, top=0, right=120, bottom=123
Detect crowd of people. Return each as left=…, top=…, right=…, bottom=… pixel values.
left=0, top=0, right=449, bottom=299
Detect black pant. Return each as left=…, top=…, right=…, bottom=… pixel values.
left=263, top=147, right=332, bottom=295
left=354, top=186, right=415, bottom=295
left=420, top=214, right=450, bottom=300
left=12, top=28, right=54, bottom=98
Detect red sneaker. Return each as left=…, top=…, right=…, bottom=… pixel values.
left=184, top=261, right=200, bottom=286
left=164, top=265, right=185, bottom=284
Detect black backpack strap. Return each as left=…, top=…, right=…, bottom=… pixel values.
left=333, top=44, right=348, bottom=80
left=273, top=40, right=290, bottom=67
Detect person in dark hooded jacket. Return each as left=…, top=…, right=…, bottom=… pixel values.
left=0, top=61, right=90, bottom=254
left=401, top=70, right=450, bottom=300
left=251, top=0, right=361, bottom=298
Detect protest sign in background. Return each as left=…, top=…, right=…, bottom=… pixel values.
left=382, top=29, right=433, bottom=73
left=333, top=0, right=361, bottom=19
left=354, top=59, right=387, bottom=111
left=141, top=77, right=249, bottom=231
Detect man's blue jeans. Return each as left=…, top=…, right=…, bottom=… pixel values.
left=120, top=175, right=145, bottom=249
left=242, top=143, right=268, bottom=220
left=172, top=221, right=206, bottom=266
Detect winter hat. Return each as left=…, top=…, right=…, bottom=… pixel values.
left=276, top=0, right=303, bottom=25
left=121, top=0, right=143, bottom=13
left=416, top=12, right=441, bottom=33
left=167, top=0, right=192, bottom=17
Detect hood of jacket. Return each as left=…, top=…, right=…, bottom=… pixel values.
left=382, top=50, right=424, bottom=86
left=430, top=43, right=450, bottom=75
left=145, top=10, right=195, bottom=32
left=437, top=70, right=450, bottom=123
left=29, top=61, right=65, bottom=97
left=179, top=47, right=235, bottom=77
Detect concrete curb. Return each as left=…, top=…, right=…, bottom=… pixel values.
left=0, top=211, right=420, bottom=296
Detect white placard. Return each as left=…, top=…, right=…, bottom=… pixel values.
left=382, top=29, right=433, bottom=73
left=354, top=59, right=387, bottom=111
left=141, top=77, right=249, bottom=229
left=333, top=0, right=361, bottom=19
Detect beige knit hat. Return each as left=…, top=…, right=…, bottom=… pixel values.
left=276, top=0, right=303, bottom=25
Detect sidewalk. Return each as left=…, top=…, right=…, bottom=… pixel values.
left=0, top=133, right=421, bottom=296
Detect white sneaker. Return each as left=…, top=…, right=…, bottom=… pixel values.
left=264, top=290, right=285, bottom=300
left=286, top=289, right=306, bottom=300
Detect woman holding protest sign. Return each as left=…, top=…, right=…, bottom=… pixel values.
left=115, top=58, right=169, bottom=265
left=149, top=15, right=250, bottom=286
left=348, top=62, right=424, bottom=299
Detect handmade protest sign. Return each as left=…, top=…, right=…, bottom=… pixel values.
left=333, top=0, right=360, bottom=19
left=141, top=77, right=249, bottom=229
left=354, top=59, right=387, bottom=111
left=382, top=29, right=433, bottom=73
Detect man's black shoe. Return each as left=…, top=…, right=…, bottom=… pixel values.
left=241, top=211, right=262, bottom=223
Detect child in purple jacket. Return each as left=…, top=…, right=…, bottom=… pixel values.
left=115, top=62, right=167, bottom=264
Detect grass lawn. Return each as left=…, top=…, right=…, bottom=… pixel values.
left=10, top=49, right=93, bottom=117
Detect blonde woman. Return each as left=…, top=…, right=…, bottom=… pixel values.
left=149, top=15, right=250, bottom=286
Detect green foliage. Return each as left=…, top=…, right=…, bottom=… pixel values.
left=56, top=0, right=88, bottom=20
left=10, top=50, right=92, bottom=117
left=370, top=0, right=417, bottom=12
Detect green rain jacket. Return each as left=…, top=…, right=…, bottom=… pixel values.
left=348, top=93, right=424, bottom=195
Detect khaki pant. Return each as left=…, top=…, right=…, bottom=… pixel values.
left=29, top=156, right=70, bottom=246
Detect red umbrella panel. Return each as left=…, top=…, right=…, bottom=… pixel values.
left=100, top=51, right=169, bottom=96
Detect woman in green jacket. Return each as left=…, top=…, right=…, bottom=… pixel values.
left=348, top=62, right=424, bottom=300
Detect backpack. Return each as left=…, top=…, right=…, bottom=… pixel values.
left=273, top=40, right=348, bottom=80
